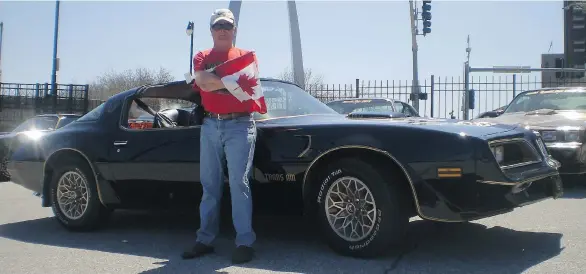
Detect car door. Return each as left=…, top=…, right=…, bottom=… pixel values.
left=107, top=125, right=201, bottom=184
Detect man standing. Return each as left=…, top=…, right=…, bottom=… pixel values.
left=181, top=8, right=258, bottom=264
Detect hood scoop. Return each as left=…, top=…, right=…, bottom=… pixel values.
left=525, top=109, right=557, bottom=116
left=346, top=111, right=407, bottom=119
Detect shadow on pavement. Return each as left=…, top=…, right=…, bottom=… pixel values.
left=0, top=210, right=563, bottom=274
left=560, top=185, right=586, bottom=199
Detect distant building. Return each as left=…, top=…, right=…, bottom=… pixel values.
left=564, top=1, right=586, bottom=70
left=539, top=1, right=586, bottom=88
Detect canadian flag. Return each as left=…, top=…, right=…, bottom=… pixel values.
left=211, top=51, right=267, bottom=114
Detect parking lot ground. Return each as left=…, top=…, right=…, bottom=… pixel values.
left=1, top=181, right=586, bottom=274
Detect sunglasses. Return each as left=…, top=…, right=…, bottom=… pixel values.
left=212, top=23, right=234, bottom=31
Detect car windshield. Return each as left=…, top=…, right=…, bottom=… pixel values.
left=504, top=89, right=586, bottom=113
left=327, top=99, right=396, bottom=114
left=12, top=116, right=59, bottom=132
left=253, top=80, right=340, bottom=119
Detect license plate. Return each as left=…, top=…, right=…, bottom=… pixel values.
left=541, top=131, right=557, bottom=142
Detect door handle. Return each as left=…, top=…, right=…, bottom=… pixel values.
left=113, top=141, right=128, bottom=146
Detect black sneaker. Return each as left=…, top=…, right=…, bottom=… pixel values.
left=181, top=242, right=214, bottom=259
left=232, top=245, right=254, bottom=264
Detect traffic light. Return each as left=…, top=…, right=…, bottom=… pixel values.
left=422, top=0, right=432, bottom=35
left=555, top=57, right=564, bottom=79
left=468, top=89, right=475, bottom=110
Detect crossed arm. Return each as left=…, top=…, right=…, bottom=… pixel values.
left=193, top=51, right=226, bottom=92
left=194, top=70, right=226, bottom=92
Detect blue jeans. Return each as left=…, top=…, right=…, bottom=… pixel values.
left=196, top=114, right=257, bottom=247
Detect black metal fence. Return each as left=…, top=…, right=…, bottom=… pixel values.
left=308, top=75, right=586, bottom=119
left=0, top=82, right=101, bottom=131
left=4, top=74, right=586, bottom=130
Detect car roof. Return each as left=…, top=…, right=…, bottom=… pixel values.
left=515, top=86, right=586, bottom=97
left=109, top=77, right=302, bottom=103
left=326, top=98, right=398, bottom=104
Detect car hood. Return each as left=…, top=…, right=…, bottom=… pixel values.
left=258, top=114, right=520, bottom=138
left=475, top=110, right=586, bottom=130
left=0, top=130, right=52, bottom=142
left=0, top=132, right=16, bottom=140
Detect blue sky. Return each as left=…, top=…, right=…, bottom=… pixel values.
left=0, top=0, right=567, bottom=118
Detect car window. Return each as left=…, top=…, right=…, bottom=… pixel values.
left=326, top=99, right=396, bottom=114
left=352, top=105, right=395, bottom=113
left=253, top=81, right=339, bottom=119
left=12, top=118, right=35, bottom=132
left=393, top=102, right=404, bottom=113
left=33, top=117, right=59, bottom=130
left=77, top=102, right=106, bottom=122
left=122, top=98, right=194, bottom=130
left=56, top=117, right=79, bottom=129
left=401, top=102, right=419, bottom=117
left=12, top=116, right=58, bottom=132
left=505, top=89, right=586, bottom=113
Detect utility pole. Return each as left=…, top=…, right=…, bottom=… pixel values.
left=408, top=0, right=420, bottom=111
left=463, top=35, right=471, bottom=120
left=50, top=0, right=60, bottom=96
left=408, top=0, right=432, bottom=113
left=0, top=22, right=4, bottom=83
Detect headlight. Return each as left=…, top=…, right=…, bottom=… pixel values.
left=565, top=131, right=581, bottom=142
left=491, top=145, right=504, bottom=163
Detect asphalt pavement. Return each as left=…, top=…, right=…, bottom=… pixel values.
left=1, top=181, right=585, bottom=274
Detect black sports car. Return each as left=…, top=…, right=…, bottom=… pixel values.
left=7, top=78, right=562, bottom=258
left=326, top=98, right=420, bottom=118
left=474, top=87, right=586, bottom=178
left=0, top=114, right=80, bottom=182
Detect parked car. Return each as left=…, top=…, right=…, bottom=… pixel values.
left=0, top=114, right=80, bottom=182
left=7, top=79, right=562, bottom=258
left=474, top=86, right=586, bottom=180
left=326, top=98, right=420, bottom=118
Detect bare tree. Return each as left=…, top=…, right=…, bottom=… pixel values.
left=276, top=67, right=325, bottom=92
left=88, top=67, right=174, bottom=100
left=88, top=67, right=183, bottom=118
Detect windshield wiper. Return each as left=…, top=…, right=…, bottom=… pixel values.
left=525, top=108, right=557, bottom=115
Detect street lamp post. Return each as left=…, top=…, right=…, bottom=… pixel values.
left=0, top=22, right=4, bottom=83
left=51, top=0, right=61, bottom=97
left=186, top=21, right=194, bottom=75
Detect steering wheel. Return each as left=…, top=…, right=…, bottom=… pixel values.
left=155, top=112, right=176, bottom=128
left=133, top=98, right=175, bottom=128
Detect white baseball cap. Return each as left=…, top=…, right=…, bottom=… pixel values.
left=210, top=8, right=235, bottom=26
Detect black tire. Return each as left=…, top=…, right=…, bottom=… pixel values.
left=314, top=158, right=410, bottom=258
left=49, top=161, right=111, bottom=231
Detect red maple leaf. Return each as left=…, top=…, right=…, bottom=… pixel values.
left=236, top=74, right=258, bottom=96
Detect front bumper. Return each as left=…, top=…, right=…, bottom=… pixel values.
left=416, top=133, right=563, bottom=222
left=546, top=142, right=586, bottom=175
left=419, top=168, right=562, bottom=222
left=6, top=160, right=44, bottom=194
